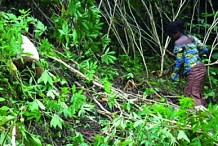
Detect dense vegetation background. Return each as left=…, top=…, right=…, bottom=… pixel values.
left=0, top=0, right=218, bottom=145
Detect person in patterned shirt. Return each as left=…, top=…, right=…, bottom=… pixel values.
left=166, top=19, right=208, bottom=107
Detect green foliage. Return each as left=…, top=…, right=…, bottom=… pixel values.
left=50, top=0, right=107, bottom=60
left=143, top=87, right=156, bottom=97
left=101, top=48, right=117, bottom=65
left=39, top=39, right=56, bottom=56
left=122, top=73, right=134, bottom=79
left=204, top=67, right=218, bottom=101
left=79, top=59, right=98, bottom=81
left=70, top=86, right=87, bottom=116
left=0, top=9, right=92, bottom=145
left=0, top=11, right=27, bottom=60
left=101, top=77, right=113, bottom=93
left=118, top=54, right=145, bottom=81
left=212, top=52, right=218, bottom=60
left=0, top=1, right=218, bottom=146
left=50, top=114, right=63, bottom=129
left=92, top=101, right=218, bottom=146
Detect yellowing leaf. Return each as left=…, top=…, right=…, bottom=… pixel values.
left=101, top=97, right=108, bottom=102
left=7, top=60, right=17, bottom=71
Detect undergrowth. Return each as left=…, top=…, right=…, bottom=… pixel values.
left=0, top=1, right=218, bottom=146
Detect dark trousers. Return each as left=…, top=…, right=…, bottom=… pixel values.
left=184, top=64, right=207, bottom=106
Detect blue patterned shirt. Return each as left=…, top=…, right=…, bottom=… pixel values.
left=171, top=36, right=208, bottom=81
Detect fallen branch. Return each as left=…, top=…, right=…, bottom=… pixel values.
left=48, top=56, right=179, bottom=110
left=48, top=56, right=132, bottom=98
left=48, top=56, right=218, bottom=138
left=48, top=56, right=104, bottom=89
left=96, top=110, right=113, bottom=120
left=93, top=98, right=113, bottom=117
left=145, top=80, right=162, bottom=98
left=12, top=126, right=16, bottom=146
left=125, top=92, right=180, bottom=109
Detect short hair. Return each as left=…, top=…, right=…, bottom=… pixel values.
left=166, top=19, right=185, bottom=36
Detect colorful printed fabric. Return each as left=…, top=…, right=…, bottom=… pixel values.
left=171, top=36, right=208, bottom=81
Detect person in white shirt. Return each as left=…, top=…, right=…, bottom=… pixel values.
left=13, top=35, right=42, bottom=78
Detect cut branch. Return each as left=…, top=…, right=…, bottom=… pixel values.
left=12, top=126, right=16, bottom=146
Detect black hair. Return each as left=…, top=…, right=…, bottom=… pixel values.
left=166, top=19, right=185, bottom=36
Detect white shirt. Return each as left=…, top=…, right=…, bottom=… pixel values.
left=21, top=35, right=39, bottom=61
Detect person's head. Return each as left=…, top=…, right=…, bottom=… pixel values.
left=166, top=19, right=185, bottom=40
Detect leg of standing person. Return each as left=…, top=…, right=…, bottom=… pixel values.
left=184, top=64, right=207, bottom=106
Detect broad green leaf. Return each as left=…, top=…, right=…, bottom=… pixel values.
left=212, top=53, right=218, bottom=60
left=6, top=13, right=17, bottom=20
left=133, top=120, right=142, bottom=128
left=28, top=100, right=39, bottom=111
left=6, top=115, right=16, bottom=121
left=112, top=117, right=126, bottom=129
left=177, top=130, right=190, bottom=143
left=37, top=70, right=53, bottom=85
left=34, top=19, right=47, bottom=38
left=59, top=102, right=71, bottom=117
left=36, top=99, right=45, bottom=110
left=79, top=143, right=89, bottom=146
left=0, top=115, right=16, bottom=126
left=68, top=1, right=81, bottom=15
left=72, top=84, right=77, bottom=94
left=0, top=106, right=10, bottom=111
left=24, top=132, right=42, bottom=146
left=0, top=98, right=5, bottom=102
left=47, top=89, right=59, bottom=99
left=101, top=48, right=117, bottom=65
left=70, top=91, right=86, bottom=115
left=120, top=139, right=133, bottom=146
left=50, top=114, right=63, bottom=129
left=72, top=29, right=77, bottom=44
